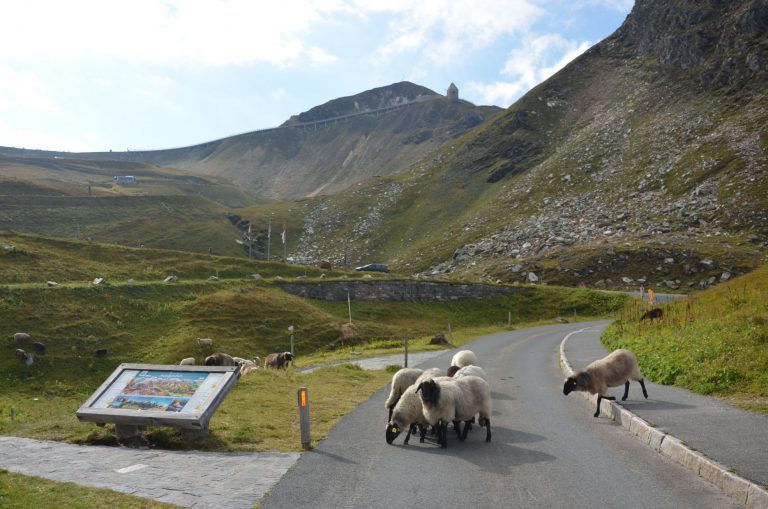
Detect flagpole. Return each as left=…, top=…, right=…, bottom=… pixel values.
left=248, top=221, right=252, bottom=259
left=267, top=218, right=271, bottom=262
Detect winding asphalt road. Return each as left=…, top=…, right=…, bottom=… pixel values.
left=261, top=321, right=740, bottom=508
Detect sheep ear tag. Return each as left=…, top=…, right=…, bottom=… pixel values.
left=391, top=426, right=399, bottom=434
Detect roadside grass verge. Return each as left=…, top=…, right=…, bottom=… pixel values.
left=602, top=264, right=768, bottom=414
left=0, top=469, right=180, bottom=509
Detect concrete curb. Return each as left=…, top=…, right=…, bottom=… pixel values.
left=559, top=331, right=768, bottom=509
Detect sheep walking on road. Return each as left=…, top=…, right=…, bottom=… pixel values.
left=416, top=376, right=492, bottom=449
left=450, top=350, right=477, bottom=370
left=563, top=348, right=649, bottom=417
left=385, top=367, right=442, bottom=421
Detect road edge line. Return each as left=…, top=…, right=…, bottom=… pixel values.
left=559, top=330, right=768, bottom=509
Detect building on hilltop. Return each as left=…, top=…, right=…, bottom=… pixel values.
left=447, top=82, right=459, bottom=101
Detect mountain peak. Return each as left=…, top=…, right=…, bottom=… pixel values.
left=282, top=81, right=442, bottom=125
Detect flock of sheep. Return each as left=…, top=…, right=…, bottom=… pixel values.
left=385, top=347, right=649, bottom=448
left=180, top=339, right=296, bottom=376
left=385, top=349, right=492, bottom=449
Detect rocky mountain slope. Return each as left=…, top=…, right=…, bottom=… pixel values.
left=0, top=82, right=501, bottom=200
left=288, top=0, right=768, bottom=291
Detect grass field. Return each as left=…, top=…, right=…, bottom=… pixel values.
left=603, top=264, right=768, bottom=414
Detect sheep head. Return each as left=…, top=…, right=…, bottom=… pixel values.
left=386, top=422, right=402, bottom=444
left=416, top=379, right=440, bottom=407
left=446, top=365, right=460, bottom=377
left=563, top=372, right=591, bottom=395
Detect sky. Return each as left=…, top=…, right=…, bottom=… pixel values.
left=0, top=0, right=633, bottom=153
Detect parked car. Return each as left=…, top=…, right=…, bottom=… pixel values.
left=354, top=263, right=390, bottom=273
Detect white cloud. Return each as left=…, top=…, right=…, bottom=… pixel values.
left=467, top=34, right=590, bottom=106
left=579, top=0, right=634, bottom=12
left=0, top=0, right=348, bottom=67
left=0, top=66, right=60, bottom=112
left=367, top=0, right=544, bottom=66
left=0, top=122, right=94, bottom=152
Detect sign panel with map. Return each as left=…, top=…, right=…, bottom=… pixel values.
left=76, top=364, right=240, bottom=430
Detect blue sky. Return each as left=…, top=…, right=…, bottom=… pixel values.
left=0, top=0, right=633, bottom=152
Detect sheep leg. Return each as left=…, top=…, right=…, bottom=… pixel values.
left=439, top=421, right=448, bottom=449
left=484, top=418, right=491, bottom=443
left=594, top=394, right=616, bottom=417
left=453, top=420, right=462, bottom=438
left=419, top=425, right=427, bottom=443
left=404, top=427, right=412, bottom=445
left=388, top=407, right=393, bottom=421
left=622, top=381, right=630, bottom=401
left=639, top=379, right=648, bottom=398
left=459, top=419, right=472, bottom=441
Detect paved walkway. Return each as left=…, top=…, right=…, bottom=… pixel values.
left=561, top=324, right=768, bottom=507
left=0, top=436, right=298, bottom=508
left=299, top=351, right=444, bottom=373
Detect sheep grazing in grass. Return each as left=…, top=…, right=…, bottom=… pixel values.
left=15, top=349, right=34, bottom=366
left=239, top=359, right=260, bottom=375
left=197, top=337, right=214, bottom=349
left=204, top=352, right=236, bottom=366
left=563, top=348, right=649, bottom=417
left=416, top=376, right=492, bottom=449
left=450, top=350, right=477, bottom=370
left=32, top=342, right=47, bottom=353
left=13, top=332, right=30, bottom=342
left=640, top=308, right=664, bottom=322
left=385, top=367, right=442, bottom=421
left=95, top=348, right=108, bottom=357
left=264, top=352, right=294, bottom=369
left=179, top=357, right=196, bottom=366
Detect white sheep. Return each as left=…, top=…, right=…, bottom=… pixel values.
left=179, top=357, right=196, bottom=365
left=563, top=348, right=649, bottom=417
left=239, top=359, right=260, bottom=375
left=385, top=370, right=447, bottom=445
left=451, top=365, right=488, bottom=381
left=450, top=349, right=477, bottom=369
left=197, top=337, right=214, bottom=348
left=416, top=376, right=492, bottom=448
left=13, top=332, right=30, bottom=342
left=15, top=349, right=34, bottom=366
left=384, top=367, right=442, bottom=421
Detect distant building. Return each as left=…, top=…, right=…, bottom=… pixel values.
left=113, top=175, right=137, bottom=185
left=447, top=82, right=459, bottom=101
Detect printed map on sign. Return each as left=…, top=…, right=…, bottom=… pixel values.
left=92, top=370, right=224, bottom=414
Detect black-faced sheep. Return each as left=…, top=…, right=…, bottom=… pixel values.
left=385, top=367, right=442, bottom=421
left=204, top=352, right=237, bottom=366
left=450, top=350, right=477, bottom=370
left=563, top=348, right=649, bottom=417
left=640, top=308, right=664, bottom=321
left=416, top=376, right=492, bottom=448
left=264, top=352, right=294, bottom=369
left=385, top=369, right=445, bottom=444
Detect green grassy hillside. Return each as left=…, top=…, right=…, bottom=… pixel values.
left=603, top=264, right=768, bottom=414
